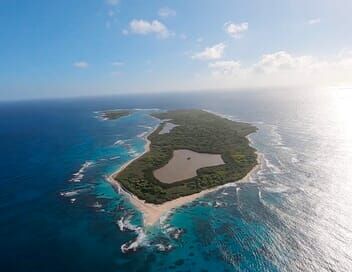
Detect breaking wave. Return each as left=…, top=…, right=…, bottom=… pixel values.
left=69, top=161, right=94, bottom=182
left=118, top=215, right=148, bottom=253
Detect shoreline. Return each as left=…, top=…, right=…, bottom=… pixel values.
left=107, top=114, right=262, bottom=227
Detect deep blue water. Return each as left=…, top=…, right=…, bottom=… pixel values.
left=1, top=90, right=351, bottom=271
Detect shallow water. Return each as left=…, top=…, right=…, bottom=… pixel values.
left=0, top=89, right=351, bottom=271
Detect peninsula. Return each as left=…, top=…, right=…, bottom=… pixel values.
left=108, top=109, right=259, bottom=225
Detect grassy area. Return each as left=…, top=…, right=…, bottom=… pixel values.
left=101, top=110, right=131, bottom=120
left=114, top=109, right=258, bottom=204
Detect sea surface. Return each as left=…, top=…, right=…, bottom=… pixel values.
left=1, top=90, right=352, bottom=272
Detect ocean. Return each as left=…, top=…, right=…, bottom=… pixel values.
left=0, top=90, right=351, bottom=271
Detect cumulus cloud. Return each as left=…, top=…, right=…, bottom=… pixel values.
left=127, top=19, right=171, bottom=38
left=192, top=43, right=226, bottom=61
left=73, top=61, right=89, bottom=69
left=158, top=7, right=176, bottom=18
left=252, top=51, right=316, bottom=73
left=224, top=22, right=248, bottom=38
left=308, top=18, right=321, bottom=25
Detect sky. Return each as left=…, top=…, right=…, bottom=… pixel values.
left=1, top=0, right=352, bottom=100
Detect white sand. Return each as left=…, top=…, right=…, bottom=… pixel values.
left=107, top=121, right=262, bottom=227
left=158, top=122, right=179, bottom=134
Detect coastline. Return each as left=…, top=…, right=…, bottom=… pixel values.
left=107, top=114, right=262, bottom=227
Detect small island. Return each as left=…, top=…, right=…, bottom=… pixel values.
left=108, top=109, right=259, bottom=225
left=101, top=110, right=132, bottom=120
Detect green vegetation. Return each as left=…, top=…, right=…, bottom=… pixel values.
left=102, top=110, right=131, bottom=120
left=114, top=109, right=257, bottom=204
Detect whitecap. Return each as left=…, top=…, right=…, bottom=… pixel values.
left=263, top=156, right=282, bottom=174
left=263, top=184, right=291, bottom=194
left=137, top=131, right=149, bottom=138
left=166, top=227, right=184, bottom=240
left=138, top=125, right=153, bottom=130
left=91, top=201, right=102, bottom=209
left=155, top=243, right=173, bottom=252
left=60, top=187, right=89, bottom=198
left=69, top=161, right=94, bottom=182
left=117, top=215, right=149, bottom=252
left=127, top=149, right=138, bottom=157
left=214, top=200, right=226, bottom=208
left=159, top=211, right=172, bottom=226
left=291, top=157, right=299, bottom=163
left=60, top=190, right=79, bottom=197
left=120, top=228, right=147, bottom=253
left=114, top=139, right=125, bottom=145
left=117, top=215, right=139, bottom=232
left=109, top=156, right=120, bottom=160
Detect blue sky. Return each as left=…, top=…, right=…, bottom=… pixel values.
left=1, top=0, right=352, bottom=100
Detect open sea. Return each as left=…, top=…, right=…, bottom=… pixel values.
left=1, top=89, right=351, bottom=272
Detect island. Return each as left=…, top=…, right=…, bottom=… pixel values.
left=107, top=109, right=259, bottom=225
left=101, top=110, right=132, bottom=120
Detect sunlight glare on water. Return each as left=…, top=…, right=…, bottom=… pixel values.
left=296, top=89, right=352, bottom=271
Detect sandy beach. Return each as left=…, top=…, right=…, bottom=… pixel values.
left=107, top=120, right=262, bottom=227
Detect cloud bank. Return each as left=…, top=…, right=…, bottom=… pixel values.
left=200, top=51, right=352, bottom=88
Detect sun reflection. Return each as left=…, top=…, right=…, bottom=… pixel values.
left=332, top=88, right=352, bottom=144
left=311, top=87, right=352, bottom=271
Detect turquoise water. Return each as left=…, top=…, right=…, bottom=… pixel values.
left=1, top=90, right=352, bottom=271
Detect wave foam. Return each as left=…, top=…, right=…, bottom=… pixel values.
left=114, top=139, right=125, bottom=145
left=263, top=155, right=282, bottom=174
left=120, top=227, right=147, bottom=253
left=118, top=215, right=148, bottom=253
left=69, top=161, right=94, bottom=182
left=137, top=131, right=149, bottom=138
left=155, top=243, right=173, bottom=252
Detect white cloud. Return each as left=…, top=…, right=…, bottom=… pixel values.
left=112, top=61, right=124, bottom=66
left=158, top=7, right=176, bottom=18
left=73, top=61, right=89, bottom=69
left=224, top=22, right=248, bottom=38
left=308, top=18, right=321, bottom=25
left=106, top=0, right=119, bottom=6
left=128, top=19, right=170, bottom=38
left=206, top=51, right=352, bottom=88
left=192, top=43, right=226, bottom=61
left=252, top=51, right=315, bottom=74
